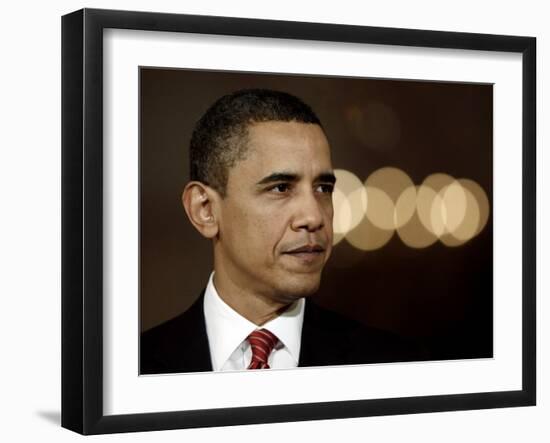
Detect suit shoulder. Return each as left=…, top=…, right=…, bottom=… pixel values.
left=140, top=296, right=212, bottom=374
left=303, top=301, right=429, bottom=365
left=141, top=311, right=188, bottom=347
left=140, top=311, right=189, bottom=373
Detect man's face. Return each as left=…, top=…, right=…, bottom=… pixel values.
left=215, top=121, right=334, bottom=304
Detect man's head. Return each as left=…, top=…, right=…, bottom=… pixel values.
left=189, top=89, right=324, bottom=197
left=183, top=89, right=334, bottom=312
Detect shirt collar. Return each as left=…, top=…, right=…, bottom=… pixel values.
left=203, top=272, right=305, bottom=370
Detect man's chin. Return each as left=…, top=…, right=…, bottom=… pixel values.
left=274, top=274, right=322, bottom=302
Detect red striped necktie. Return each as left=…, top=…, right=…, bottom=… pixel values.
left=247, top=329, right=279, bottom=369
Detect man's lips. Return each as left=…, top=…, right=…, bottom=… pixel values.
left=283, top=244, right=325, bottom=254
left=282, top=243, right=327, bottom=267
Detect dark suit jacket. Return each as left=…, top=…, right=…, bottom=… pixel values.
left=141, top=294, right=426, bottom=374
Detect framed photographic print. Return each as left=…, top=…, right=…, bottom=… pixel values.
left=61, top=8, right=536, bottom=435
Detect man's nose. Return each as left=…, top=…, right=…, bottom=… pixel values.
left=291, top=190, right=325, bottom=232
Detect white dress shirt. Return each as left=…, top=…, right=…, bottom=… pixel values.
left=203, top=272, right=305, bottom=371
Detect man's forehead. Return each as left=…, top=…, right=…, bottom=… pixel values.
left=246, top=120, right=328, bottom=142
left=243, top=120, right=332, bottom=172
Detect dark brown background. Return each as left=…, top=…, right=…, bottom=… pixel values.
left=140, top=68, right=493, bottom=361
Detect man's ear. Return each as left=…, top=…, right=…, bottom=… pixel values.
left=181, top=182, right=220, bottom=239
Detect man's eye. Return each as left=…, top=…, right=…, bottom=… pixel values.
left=317, top=184, right=334, bottom=194
left=270, top=183, right=291, bottom=193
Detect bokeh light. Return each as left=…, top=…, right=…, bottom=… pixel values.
left=417, top=173, right=455, bottom=236
left=331, top=168, right=490, bottom=251
left=331, top=186, right=350, bottom=246
left=417, top=184, right=445, bottom=238
left=459, top=178, right=490, bottom=236
left=364, top=186, right=394, bottom=230
left=441, top=181, right=468, bottom=233
left=394, top=186, right=417, bottom=229
left=440, top=185, right=481, bottom=246
left=366, top=167, right=415, bottom=230
left=396, top=185, right=439, bottom=248
left=334, top=168, right=364, bottom=197
left=345, top=213, right=394, bottom=251
left=346, top=102, right=401, bottom=152
left=366, top=167, right=414, bottom=202
left=332, top=169, right=367, bottom=246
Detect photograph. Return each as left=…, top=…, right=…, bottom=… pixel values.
left=139, top=69, right=494, bottom=374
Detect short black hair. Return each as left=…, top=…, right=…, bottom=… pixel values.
left=189, top=88, right=323, bottom=197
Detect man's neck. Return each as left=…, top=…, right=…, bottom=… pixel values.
left=212, top=270, right=290, bottom=326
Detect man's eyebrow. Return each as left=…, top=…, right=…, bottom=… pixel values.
left=256, top=171, right=336, bottom=186
left=256, top=172, right=299, bottom=186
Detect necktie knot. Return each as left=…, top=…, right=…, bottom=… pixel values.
left=247, top=328, right=278, bottom=369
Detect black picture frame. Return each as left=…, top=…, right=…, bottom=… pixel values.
left=61, top=8, right=536, bottom=435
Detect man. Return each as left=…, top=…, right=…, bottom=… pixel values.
left=141, top=89, right=422, bottom=374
